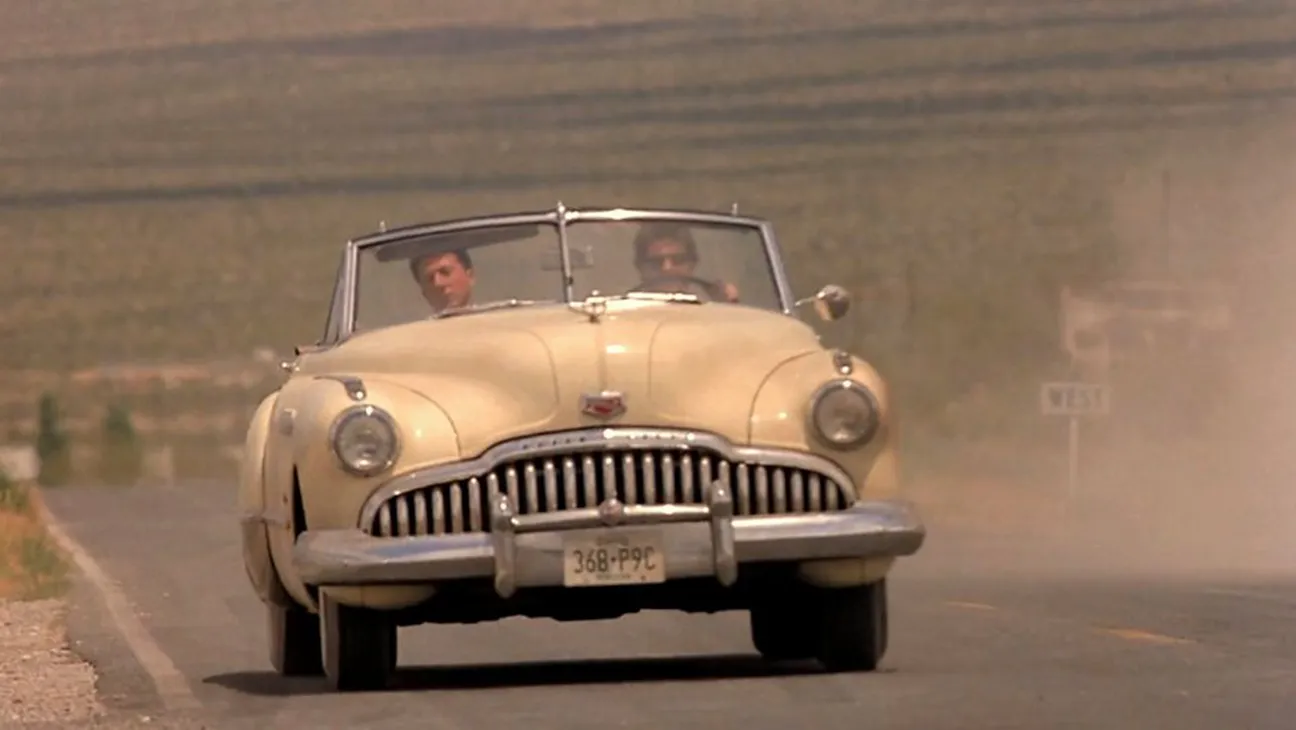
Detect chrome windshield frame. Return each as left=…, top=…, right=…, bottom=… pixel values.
left=330, top=204, right=796, bottom=344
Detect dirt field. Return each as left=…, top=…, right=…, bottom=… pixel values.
left=0, top=0, right=1291, bottom=510
left=3, top=0, right=1292, bottom=376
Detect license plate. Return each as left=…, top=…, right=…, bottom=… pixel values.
left=562, top=529, right=666, bottom=587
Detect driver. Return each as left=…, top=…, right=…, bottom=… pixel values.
left=409, top=249, right=475, bottom=313
left=632, top=222, right=739, bottom=302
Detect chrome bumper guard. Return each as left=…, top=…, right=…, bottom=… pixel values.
left=293, top=481, right=926, bottom=598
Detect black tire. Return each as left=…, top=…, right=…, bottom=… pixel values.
left=319, top=593, right=398, bottom=692
left=749, top=600, right=817, bottom=661
left=814, top=579, right=889, bottom=672
left=267, top=603, right=323, bottom=677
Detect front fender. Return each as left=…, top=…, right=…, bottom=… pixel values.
left=747, top=350, right=899, bottom=501
left=749, top=350, right=905, bottom=588
left=238, top=390, right=294, bottom=607
left=288, top=375, right=464, bottom=531
left=260, top=373, right=463, bottom=609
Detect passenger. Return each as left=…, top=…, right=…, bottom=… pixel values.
left=409, top=249, right=475, bottom=313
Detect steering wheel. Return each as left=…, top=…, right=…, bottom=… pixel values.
left=632, top=274, right=733, bottom=302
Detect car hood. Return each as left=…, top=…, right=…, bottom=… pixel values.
left=300, top=300, right=826, bottom=457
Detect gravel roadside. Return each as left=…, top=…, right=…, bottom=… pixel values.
left=0, top=596, right=214, bottom=730
left=0, top=598, right=104, bottom=727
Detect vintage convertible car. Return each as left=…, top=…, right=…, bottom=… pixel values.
left=238, top=204, right=927, bottom=691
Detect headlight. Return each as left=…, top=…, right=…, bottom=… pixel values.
left=808, top=380, right=880, bottom=449
left=329, top=405, right=400, bottom=476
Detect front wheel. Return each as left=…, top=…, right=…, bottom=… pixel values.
left=267, top=603, right=323, bottom=677
left=814, top=579, right=889, bottom=672
left=319, top=593, right=398, bottom=692
left=749, top=599, right=817, bottom=661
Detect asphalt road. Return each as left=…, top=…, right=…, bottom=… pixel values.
left=39, top=483, right=1296, bottom=730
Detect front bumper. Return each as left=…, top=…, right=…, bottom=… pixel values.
left=293, top=481, right=925, bottom=598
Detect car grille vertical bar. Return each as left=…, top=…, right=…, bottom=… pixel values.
left=755, top=467, right=770, bottom=514
left=524, top=463, right=539, bottom=514
left=736, top=464, right=751, bottom=516
left=582, top=456, right=598, bottom=507
left=543, top=459, right=559, bottom=512
left=642, top=453, right=658, bottom=505
left=367, top=444, right=858, bottom=537
left=790, top=472, right=805, bottom=513
left=505, top=466, right=520, bottom=511
left=621, top=454, right=637, bottom=505
left=413, top=490, right=429, bottom=533
left=601, top=455, right=616, bottom=504
left=772, top=470, right=788, bottom=514
left=449, top=484, right=465, bottom=533
left=661, top=453, right=676, bottom=504
left=562, top=457, right=578, bottom=511
left=467, top=478, right=483, bottom=531
left=430, top=489, right=445, bottom=535
left=680, top=454, right=694, bottom=503
left=395, top=497, right=411, bottom=536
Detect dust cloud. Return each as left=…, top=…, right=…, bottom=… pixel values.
left=997, top=118, right=1296, bottom=582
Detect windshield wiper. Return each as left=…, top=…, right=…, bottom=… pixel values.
left=431, top=298, right=551, bottom=320
left=619, top=291, right=702, bottom=304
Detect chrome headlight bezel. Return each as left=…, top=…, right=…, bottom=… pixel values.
left=807, top=379, right=881, bottom=450
left=328, top=404, right=401, bottom=477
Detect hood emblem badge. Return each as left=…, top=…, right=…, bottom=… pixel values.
left=581, top=391, right=626, bottom=419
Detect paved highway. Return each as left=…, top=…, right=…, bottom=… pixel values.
left=37, top=482, right=1296, bottom=729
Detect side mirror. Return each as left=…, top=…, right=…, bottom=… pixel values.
left=796, top=284, right=852, bottom=321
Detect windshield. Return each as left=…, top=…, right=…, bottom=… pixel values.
left=352, top=217, right=783, bottom=333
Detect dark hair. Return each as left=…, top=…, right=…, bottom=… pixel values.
left=632, top=222, right=697, bottom=265
left=408, top=248, right=473, bottom=280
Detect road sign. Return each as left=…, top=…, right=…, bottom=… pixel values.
left=1039, top=381, right=1110, bottom=502
left=1040, top=381, right=1110, bottom=417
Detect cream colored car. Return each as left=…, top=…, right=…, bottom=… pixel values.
left=238, top=205, right=926, bottom=691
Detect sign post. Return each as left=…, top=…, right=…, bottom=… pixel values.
left=1039, top=381, right=1110, bottom=499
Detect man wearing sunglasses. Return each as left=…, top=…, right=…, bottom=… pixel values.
left=631, top=222, right=740, bottom=303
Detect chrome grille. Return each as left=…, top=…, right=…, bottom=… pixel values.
left=366, top=447, right=855, bottom=538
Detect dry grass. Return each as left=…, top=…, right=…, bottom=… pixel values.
left=3, top=0, right=1296, bottom=478
left=0, top=481, right=70, bottom=601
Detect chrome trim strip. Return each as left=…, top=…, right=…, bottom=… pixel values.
left=315, top=375, right=367, bottom=401
left=357, top=427, right=857, bottom=530
left=340, top=239, right=358, bottom=347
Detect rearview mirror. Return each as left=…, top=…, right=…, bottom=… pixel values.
left=540, top=246, right=595, bottom=271
left=795, top=284, right=852, bottom=321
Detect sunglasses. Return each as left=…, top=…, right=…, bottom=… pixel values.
left=642, top=254, right=696, bottom=268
